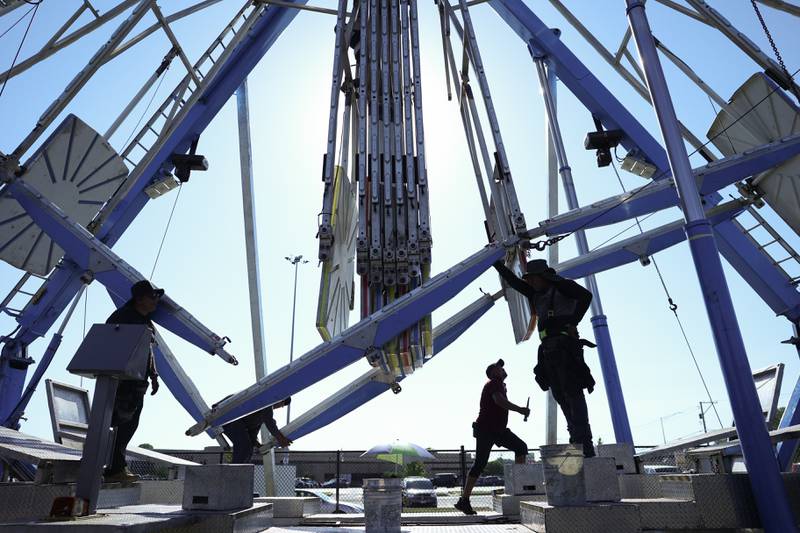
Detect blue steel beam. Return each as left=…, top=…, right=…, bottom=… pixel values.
left=186, top=243, right=507, bottom=435
left=492, top=0, right=669, bottom=172
left=777, top=325, right=800, bottom=471
left=5, top=177, right=237, bottom=362
left=625, top=0, right=795, bottom=529
left=527, top=133, right=800, bottom=238
left=556, top=201, right=745, bottom=279
left=269, top=292, right=498, bottom=444
left=0, top=2, right=307, bottom=424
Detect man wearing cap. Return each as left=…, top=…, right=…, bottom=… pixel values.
left=455, top=358, right=530, bottom=515
left=494, top=259, right=597, bottom=458
left=103, top=280, right=163, bottom=482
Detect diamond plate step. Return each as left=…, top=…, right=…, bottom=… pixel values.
left=520, top=501, right=640, bottom=533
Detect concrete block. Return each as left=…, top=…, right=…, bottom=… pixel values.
left=182, top=464, right=254, bottom=511
left=254, top=496, right=320, bottom=518
left=520, top=500, right=640, bottom=533
left=584, top=457, right=620, bottom=502
left=492, top=492, right=547, bottom=516
left=624, top=498, right=701, bottom=530
left=503, top=462, right=545, bottom=495
left=597, top=443, right=636, bottom=474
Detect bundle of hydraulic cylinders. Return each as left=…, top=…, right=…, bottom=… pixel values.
left=317, top=0, right=433, bottom=377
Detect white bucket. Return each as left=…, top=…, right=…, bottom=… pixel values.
left=363, top=478, right=402, bottom=532
left=540, top=444, right=586, bottom=506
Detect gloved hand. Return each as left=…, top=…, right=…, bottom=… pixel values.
left=150, top=377, right=159, bottom=396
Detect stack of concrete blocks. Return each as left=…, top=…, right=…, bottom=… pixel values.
left=254, top=496, right=320, bottom=526
left=493, top=462, right=547, bottom=517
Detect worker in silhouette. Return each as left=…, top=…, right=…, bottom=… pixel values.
left=219, top=398, right=293, bottom=463
left=104, top=280, right=162, bottom=483
left=455, top=359, right=530, bottom=515
left=494, top=259, right=597, bottom=458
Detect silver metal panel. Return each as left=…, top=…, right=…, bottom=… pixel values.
left=503, top=462, right=545, bottom=495
left=753, top=363, right=784, bottom=424
left=618, top=474, right=664, bottom=500
left=67, top=324, right=151, bottom=380
left=0, top=425, right=81, bottom=464
left=660, top=474, right=760, bottom=529
left=493, top=493, right=547, bottom=516
left=316, top=166, right=357, bottom=341
left=97, top=485, right=142, bottom=509
left=597, top=443, right=636, bottom=474
left=0, top=483, right=72, bottom=523
left=707, top=73, right=800, bottom=235
left=584, top=457, right=620, bottom=502
left=0, top=115, right=128, bottom=275
left=500, top=253, right=534, bottom=344
left=183, top=465, right=254, bottom=511
left=253, top=497, right=320, bottom=518
left=625, top=498, right=701, bottom=530
left=138, top=480, right=184, bottom=505
left=521, top=501, right=640, bottom=533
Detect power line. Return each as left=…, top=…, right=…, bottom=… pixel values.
left=0, top=4, right=34, bottom=41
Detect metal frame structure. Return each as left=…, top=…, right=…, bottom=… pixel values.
left=1, top=1, right=800, bottom=527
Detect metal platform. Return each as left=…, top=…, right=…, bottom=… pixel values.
left=300, top=512, right=504, bottom=526
left=0, top=502, right=273, bottom=533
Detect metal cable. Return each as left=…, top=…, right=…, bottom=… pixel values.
left=121, top=69, right=168, bottom=149
left=0, top=1, right=38, bottom=100
left=149, top=183, right=183, bottom=280
left=610, top=160, right=724, bottom=428
left=528, top=65, right=800, bottom=252
left=0, top=4, right=34, bottom=41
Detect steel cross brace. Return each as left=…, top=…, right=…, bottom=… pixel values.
left=0, top=1, right=308, bottom=424
left=526, top=133, right=800, bottom=238
left=3, top=176, right=237, bottom=364
left=263, top=291, right=499, bottom=446
left=186, top=242, right=507, bottom=436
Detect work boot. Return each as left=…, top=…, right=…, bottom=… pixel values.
left=104, top=467, right=140, bottom=483
left=455, top=497, right=477, bottom=515
left=582, top=440, right=596, bottom=458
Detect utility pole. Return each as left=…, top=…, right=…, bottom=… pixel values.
left=285, top=254, right=309, bottom=425
left=698, top=401, right=717, bottom=433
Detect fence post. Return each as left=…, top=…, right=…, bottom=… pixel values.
left=459, top=445, right=467, bottom=496
left=335, top=449, right=341, bottom=513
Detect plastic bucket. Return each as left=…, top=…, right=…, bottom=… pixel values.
left=540, top=444, right=586, bottom=506
left=363, top=478, right=402, bottom=532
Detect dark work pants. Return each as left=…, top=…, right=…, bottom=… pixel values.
left=469, top=427, right=527, bottom=478
left=109, top=380, right=148, bottom=474
left=224, top=420, right=255, bottom=463
left=539, top=336, right=595, bottom=457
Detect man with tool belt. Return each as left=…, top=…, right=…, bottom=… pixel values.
left=455, top=359, right=530, bottom=515
left=104, top=280, right=162, bottom=482
left=494, top=259, right=597, bottom=457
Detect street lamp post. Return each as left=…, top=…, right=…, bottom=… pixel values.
left=285, top=254, right=308, bottom=425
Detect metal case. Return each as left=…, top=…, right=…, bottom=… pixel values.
left=521, top=500, right=640, bottom=533
left=183, top=464, right=255, bottom=511
left=504, top=462, right=546, bottom=495
left=597, top=443, right=637, bottom=474
left=67, top=324, right=152, bottom=380
left=584, top=457, right=621, bottom=502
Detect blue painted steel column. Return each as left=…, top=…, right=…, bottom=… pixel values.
left=626, top=1, right=795, bottom=530
left=533, top=55, right=633, bottom=444
left=777, top=321, right=800, bottom=471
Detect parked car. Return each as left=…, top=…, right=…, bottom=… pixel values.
left=295, top=477, right=319, bottom=488
left=432, top=473, right=458, bottom=488
left=475, top=475, right=503, bottom=486
left=402, top=477, right=437, bottom=508
left=643, top=465, right=679, bottom=474
left=321, top=477, right=350, bottom=488
left=296, top=488, right=363, bottom=513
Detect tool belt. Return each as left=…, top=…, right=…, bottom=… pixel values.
left=539, top=327, right=597, bottom=348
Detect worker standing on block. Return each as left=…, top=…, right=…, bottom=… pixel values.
left=494, top=259, right=597, bottom=458
left=455, top=359, right=530, bottom=515
left=104, top=280, right=163, bottom=483
left=220, top=398, right=293, bottom=463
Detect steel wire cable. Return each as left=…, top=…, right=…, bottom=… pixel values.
left=0, top=1, right=38, bottom=100
left=528, top=65, right=800, bottom=253
left=610, top=160, right=724, bottom=428
left=149, top=183, right=183, bottom=280
left=0, top=4, right=34, bottom=41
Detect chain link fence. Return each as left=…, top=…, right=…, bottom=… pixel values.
left=138, top=446, right=543, bottom=515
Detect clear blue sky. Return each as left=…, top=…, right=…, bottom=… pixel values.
left=1, top=0, right=799, bottom=452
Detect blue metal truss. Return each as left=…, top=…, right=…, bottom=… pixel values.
left=0, top=1, right=309, bottom=426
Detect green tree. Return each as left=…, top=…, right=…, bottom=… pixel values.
left=483, top=458, right=506, bottom=476
left=401, top=461, right=428, bottom=478
left=770, top=406, right=786, bottom=431
left=139, top=443, right=154, bottom=450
